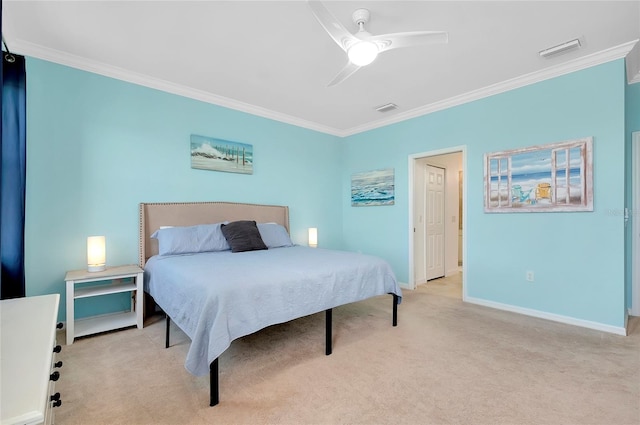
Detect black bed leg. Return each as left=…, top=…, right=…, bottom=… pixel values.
left=392, top=294, right=398, bottom=327
left=325, top=308, right=332, bottom=355
left=210, top=358, right=219, bottom=406
left=165, top=314, right=170, bottom=348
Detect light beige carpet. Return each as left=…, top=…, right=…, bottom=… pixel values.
left=55, top=275, right=640, bottom=425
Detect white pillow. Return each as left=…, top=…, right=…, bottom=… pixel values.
left=151, top=222, right=230, bottom=255
left=257, top=223, right=294, bottom=248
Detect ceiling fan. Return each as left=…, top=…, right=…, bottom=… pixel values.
left=308, top=1, right=449, bottom=86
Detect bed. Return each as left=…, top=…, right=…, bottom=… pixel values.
left=139, top=201, right=402, bottom=406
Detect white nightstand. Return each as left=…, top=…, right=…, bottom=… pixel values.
left=65, top=264, right=143, bottom=345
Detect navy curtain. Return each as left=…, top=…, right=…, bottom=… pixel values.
left=1, top=50, right=27, bottom=299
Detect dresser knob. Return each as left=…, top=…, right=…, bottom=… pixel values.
left=50, top=392, right=60, bottom=402
left=53, top=345, right=62, bottom=353
left=52, top=399, right=62, bottom=408
left=50, top=371, right=60, bottom=382
left=54, top=361, right=63, bottom=368
left=56, top=322, right=63, bottom=329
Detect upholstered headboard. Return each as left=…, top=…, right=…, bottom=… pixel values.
left=139, top=201, right=290, bottom=267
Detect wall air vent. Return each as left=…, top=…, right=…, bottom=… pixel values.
left=375, top=103, right=398, bottom=113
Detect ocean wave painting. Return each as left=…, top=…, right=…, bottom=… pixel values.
left=351, top=168, right=395, bottom=207
left=191, top=134, right=253, bottom=175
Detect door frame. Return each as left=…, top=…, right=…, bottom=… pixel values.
left=632, top=132, right=640, bottom=316
left=408, top=145, right=467, bottom=299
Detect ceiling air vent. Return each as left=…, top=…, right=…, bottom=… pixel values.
left=539, top=38, right=581, bottom=58
left=375, top=103, right=398, bottom=113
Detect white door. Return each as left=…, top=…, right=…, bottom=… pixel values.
left=413, top=162, right=427, bottom=285
left=426, top=165, right=445, bottom=280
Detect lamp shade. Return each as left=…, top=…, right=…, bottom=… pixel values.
left=87, top=236, right=106, bottom=272
left=308, top=228, right=318, bottom=248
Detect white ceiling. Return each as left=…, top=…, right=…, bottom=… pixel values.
left=2, top=1, right=639, bottom=136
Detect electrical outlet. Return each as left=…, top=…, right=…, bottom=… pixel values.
left=526, top=271, right=534, bottom=282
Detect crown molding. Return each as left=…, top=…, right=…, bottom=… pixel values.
left=342, top=40, right=639, bottom=137
left=626, top=40, right=640, bottom=84
left=10, top=38, right=638, bottom=138
left=9, top=39, right=343, bottom=137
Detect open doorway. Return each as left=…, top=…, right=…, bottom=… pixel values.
left=408, top=146, right=466, bottom=300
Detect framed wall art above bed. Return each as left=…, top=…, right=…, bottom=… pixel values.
left=190, top=134, right=253, bottom=175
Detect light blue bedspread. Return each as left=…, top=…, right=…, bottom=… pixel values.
left=144, top=245, right=402, bottom=376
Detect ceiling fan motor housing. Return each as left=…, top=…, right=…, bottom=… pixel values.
left=352, top=8, right=371, bottom=26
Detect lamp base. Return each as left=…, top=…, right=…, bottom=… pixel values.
left=88, top=264, right=106, bottom=272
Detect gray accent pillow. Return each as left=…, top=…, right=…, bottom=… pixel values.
left=221, top=220, right=268, bottom=253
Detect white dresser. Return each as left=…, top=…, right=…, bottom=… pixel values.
left=1, top=294, right=62, bottom=425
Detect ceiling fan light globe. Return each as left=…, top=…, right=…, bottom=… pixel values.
left=347, top=41, right=378, bottom=66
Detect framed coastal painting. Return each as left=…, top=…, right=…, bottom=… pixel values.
left=351, top=168, right=395, bottom=207
left=484, top=137, right=593, bottom=213
left=190, top=134, right=253, bottom=175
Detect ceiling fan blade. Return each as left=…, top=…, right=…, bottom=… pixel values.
left=370, top=31, right=449, bottom=53
left=327, top=62, right=361, bottom=87
left=308, top=1, right=359, bottom=52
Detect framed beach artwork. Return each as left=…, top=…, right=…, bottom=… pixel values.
left=351, top=168, right=395, bottom=207
left=190, top=134, right=253, bottom=175
left=484, top=137, right=593, bottom=213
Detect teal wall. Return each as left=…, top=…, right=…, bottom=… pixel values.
left=625, top=78, right=640, bottom=309
left=25, top=56, right=630, bottom=330
left=24, top=58, right=343, bottom=321
left=343, top=60, right=627, bottom=328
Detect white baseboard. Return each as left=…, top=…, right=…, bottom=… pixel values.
left=625, top=310, right=629, bottom=333
left=398, top=281, right=412, bottom=290
left=445, top=268, right=461, bottom=277
left=465, top=296, right=627, bottom=336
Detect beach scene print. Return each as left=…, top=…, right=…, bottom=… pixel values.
left=352, top=168, right=395, bottom=207
left=485, top=138, right=593, bottom=212
left=191, top=134, right=253, bottom=174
